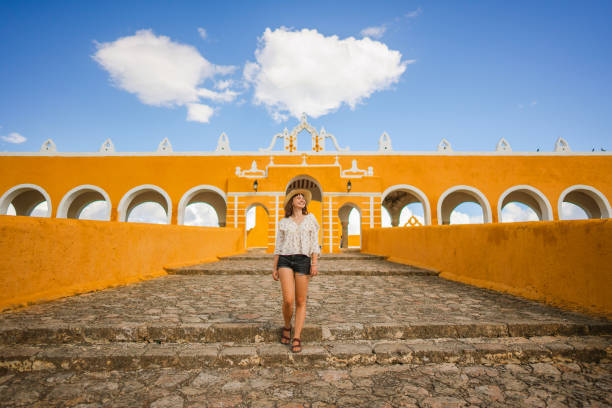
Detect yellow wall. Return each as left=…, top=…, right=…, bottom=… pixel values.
left=362, top=220, right=612, bottom=318
left=0, top=215, right=244, bottom=311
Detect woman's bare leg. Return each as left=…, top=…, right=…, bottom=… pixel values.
left=292, top=274, right=310, bottom=341
left=278, top=268, right=295, bottom=328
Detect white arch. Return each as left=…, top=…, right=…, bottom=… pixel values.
left=381, top=184, right=432, bottom=226
left=57, top=184, right=111, bottom=220
left=437, top=185, right=493, bottom=225
left=118, top=184, right=172, bottom=224
left=497, top=185, right=553, bottom=222
left=0, top=183, right=52, bottom=217
left=178, top=184, right=227, bottom=225
left=285, top=174, right=324, bottom=200
left=558, top=185, right=611, bottom=219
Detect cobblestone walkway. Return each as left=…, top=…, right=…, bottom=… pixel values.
left=1, top=362, right=610, bottom=407
left=1, top=252, right=610, bottom=407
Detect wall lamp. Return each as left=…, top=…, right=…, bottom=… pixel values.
left=347, top=180, right=352, bottom=192
left=253, top=180, right=258, bottom=192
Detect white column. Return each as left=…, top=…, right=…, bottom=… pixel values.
left=328, top=196, right=333, bottom=253
left=234, top=196, right=238, bottom=228
left=370, top=196, right=374, bottom=228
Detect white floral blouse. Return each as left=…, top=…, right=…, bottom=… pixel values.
left=274, top=213, right=321, bottom=256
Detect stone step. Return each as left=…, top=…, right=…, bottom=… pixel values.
left=2, top=321, right=610, bottom=346
left=219, top=254, right=386, bottom=261
left=1, top=336, right=609, bottom=373
left=166, top=266, right=437, bottom=276
left=166, top=259, right=436, bottom=276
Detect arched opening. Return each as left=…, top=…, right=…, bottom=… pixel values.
left=438, top=186, right=492, bottom=225
left=57, top=185, right=111, bottom=221
left=558, top=185, right=611, bottom=219
left=338, top=203, right=361, bottom=248
left=498, top=185, right=553, bottom=223
left=178, top=185, right=227, bottom=227
left=0, top=184, right=52, bottom=217
left=246, top=203, right=270, bottom=248
left=381, top=185, right=431, bottom=226
left=118, top=185, right=172, bottom=224
left=285, top=174, right=323, bottom=241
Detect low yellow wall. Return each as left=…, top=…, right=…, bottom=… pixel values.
left=0, top=216, right=245, bottom=311
left=362, top=220, right=612, bottom=318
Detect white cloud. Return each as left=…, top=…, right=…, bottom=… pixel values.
left=406, top=7, right=422, bottom=18
left=360, top=25, right=386, bottom=39
left=186, top=103, right=214, bottom=123
left=450, top=210, right=483, bottom=225
left=197, top=27, right=207, bottom=40
left=93, top=29, right=238, bottom=122
left=79, top=201, right=109, bottom=221
left=197, top=87, right=238, bottom=102
left=560, top=202, right=588, bottom=220
left=127, top=202, right=167, bottom=224
left=29, top=202, right=48, bottom=217
left=244, top=27, right=411, bottom=120
left=214, top=79, right=232, bottom=90
left=501, top=202, right=539, bottom=223
left=184, top=202, right=219, bottom=227
left=1, top=132, right=26, bottom=144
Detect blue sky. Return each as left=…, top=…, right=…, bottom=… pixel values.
left=1, top=0, right=611, bottom=154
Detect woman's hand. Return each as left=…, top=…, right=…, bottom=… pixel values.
left=310, top=263, right=318, bottom=277
left=272, top=268, right=279, bottom=281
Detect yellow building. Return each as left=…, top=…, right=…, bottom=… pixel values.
left=1, top=116, right=611, bottom=253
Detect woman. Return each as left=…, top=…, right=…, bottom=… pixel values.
left=272, top=189, right=320, bottom=353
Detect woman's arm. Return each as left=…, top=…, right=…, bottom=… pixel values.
left=272, top=254, right=280, bottom=281
left=310, top=252, right=318, bottom=276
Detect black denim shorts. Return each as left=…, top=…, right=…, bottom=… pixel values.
left=277, top=254, right=311, bottom=275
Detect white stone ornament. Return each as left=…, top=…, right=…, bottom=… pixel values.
left=554, top=137, right=571, bottom=152
left=437, top=138, right=452, bottom=152
left=260, top=115, right=348, bottom=152
left=378, top=132, right=392, bottom=152
left=496, top=138, right=512, bottom=152
left=99, top=139, right=115, bottom=153
left=40, top=139, right=57, bottom=153
left=215, top=132, right=231, bottom=152
left=157, top=138, right=173, bottom=153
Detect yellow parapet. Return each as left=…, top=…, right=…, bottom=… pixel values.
left=0, top=216, right=245, bottom=311
left=362, top=219, right=612, bottom=318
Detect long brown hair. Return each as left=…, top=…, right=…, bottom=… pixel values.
left=284, top=193, right=309, bottom=218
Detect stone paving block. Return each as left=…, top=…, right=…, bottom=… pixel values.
left=328, top=343, right=375, bottom=366
left=207, top=323, right=265, bottom=343
left=257, top=343, right=290, bottom=366
left=288, top=345, right=329, bottom=367
left=507, top=322, right=589, bottom=337
left=141, top=344, right=180, bottom=368
left=409, top=340, right=476, bottom=364
left=565, top=336, right=611, bottom=362
left=176, top=343, right=219, bottom=368
left=373, top=342, right=413, bottom=364
left=325, top=322, right=366, bottom=340
left=218, top=346, right=260, bottom=367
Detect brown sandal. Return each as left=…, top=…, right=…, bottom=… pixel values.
left=291, top=338, right=302, bottom=353
left=280, top=326, right=291, bottom=345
